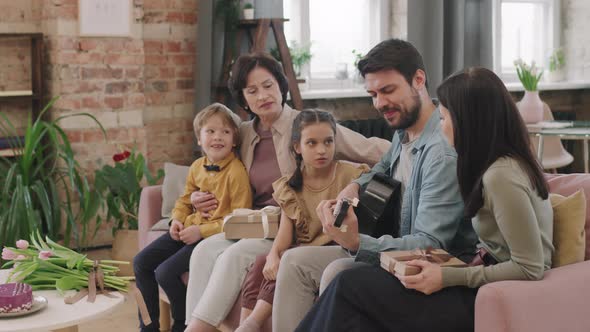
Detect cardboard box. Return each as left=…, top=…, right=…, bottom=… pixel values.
left=380, top=248, right=467, bottom=276
left=223, top=207, right=280, bottom=240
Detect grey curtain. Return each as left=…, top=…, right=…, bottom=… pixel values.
left=407, top=0, right=493, bottom=96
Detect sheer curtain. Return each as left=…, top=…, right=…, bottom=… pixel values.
left=407, top=0, right=494, bottom=95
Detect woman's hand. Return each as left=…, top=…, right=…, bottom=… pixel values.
left=396, top=260, right=443, bottom=295
left=169, top=219, right=184, bottom=241
left=316, top=199, right=360, bottom=252
left=190, top=191, right=218, bottom=218
left=263, top=251, right=281, bottom=281
left=179, top=225, right=202, bottom=245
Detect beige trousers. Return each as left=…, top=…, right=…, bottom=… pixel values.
left=271, top=245, right=350, bottom=332
left=185, top=233, right=273, bottom=326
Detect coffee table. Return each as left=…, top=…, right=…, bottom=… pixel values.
left=0, top=270, right=125, bottom=332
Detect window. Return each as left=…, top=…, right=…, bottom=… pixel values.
left=493, top=0, right=560, bottom=80
left=283, top=0, right=390, bottom=91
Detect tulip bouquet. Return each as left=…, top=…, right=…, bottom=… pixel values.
left=1, top=232, right=132, bottom=294
left=514, top=59, right=543, bottom=91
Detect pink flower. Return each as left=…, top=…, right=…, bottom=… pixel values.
left=16, top=240, right=29, bottom=249
left=16, top=255, right=26, bottom=261
left=38, top=251, right=53, bottom=260
left=2, top=248, right=17, bottom=260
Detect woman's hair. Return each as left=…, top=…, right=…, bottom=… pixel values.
left=357, top=38, right=428, bottom=88
left=193, top=102, right=242, bottom=147
left=437, top=67, right=548, bottom=218
left=288, top=109, right=338, bottom=190
left=227, top=52, right=290, bottom=116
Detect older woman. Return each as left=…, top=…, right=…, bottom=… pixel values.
left=184, top=52, right=390, bottom=331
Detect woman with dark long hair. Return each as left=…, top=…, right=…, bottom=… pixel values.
left=296, top=67, right=554, bottom=332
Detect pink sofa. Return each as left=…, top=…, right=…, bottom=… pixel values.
left=475, top=173, right=590, bottom=332
left=138, top=185, right=269, bottom=332
left=139, top=173, right=590, bottom=332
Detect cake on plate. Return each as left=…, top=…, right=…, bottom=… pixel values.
left=0, top=283, right=33, bottom=313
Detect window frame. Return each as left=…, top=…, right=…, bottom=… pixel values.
left=284, top=0, right=390, bottom=92
left=492, top=0, right=561, bottom=82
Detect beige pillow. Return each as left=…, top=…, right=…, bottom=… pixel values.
left=550, top=190, right=587, bottom=268
left=161, top=162, right=190, bottom=218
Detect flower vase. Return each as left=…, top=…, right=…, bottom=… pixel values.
left=516, top=90, right=544, bottom=124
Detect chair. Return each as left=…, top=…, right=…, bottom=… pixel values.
left=530, top=104, right=574, bottom=170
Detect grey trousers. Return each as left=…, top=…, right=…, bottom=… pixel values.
left=272, top=245, right=350, bottom=332
left=185, top=233, right=273, bottom=326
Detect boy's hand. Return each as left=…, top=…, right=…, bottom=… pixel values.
left=179, top=225, right=202, bottom=245
left=263, top=251, right=281, bottom=281
left=169, top=219, right=184, bottom=241
left=316, top=199, right=361, bottom=252
left=190, top=191, right=218, bottom=218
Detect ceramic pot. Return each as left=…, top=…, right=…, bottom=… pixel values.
left=243, top=8, right=254, bottom=20
left=516, top=90, right=544, bottom=124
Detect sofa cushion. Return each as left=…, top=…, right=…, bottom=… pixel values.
left=151, top=218, right=171, bottom=231
left=161, top=162, right=191, bottom=218
left=546, top=174, right=590, bottom=260
left=550, top=190, right=586, bottom=267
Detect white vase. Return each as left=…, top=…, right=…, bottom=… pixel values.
left=243, top=8, right=254, bottom=20
left=516, top=90, right=544, bottom=124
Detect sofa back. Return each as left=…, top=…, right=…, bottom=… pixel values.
left=546, top=173, right=590, bottom=260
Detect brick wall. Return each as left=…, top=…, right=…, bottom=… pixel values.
left=1, top=0, right=198, bottom=246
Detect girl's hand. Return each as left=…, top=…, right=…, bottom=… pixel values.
left=179, top=225, right=202, bottom=245
left=169, top=219, right=184, bottom=241
left=395, top=260, right=443, bottom=295
left=263, top=251, right=281, bottom=281
left=190, top=191, right=218, bottom=218
left=316, top=199, right=360, bottom=251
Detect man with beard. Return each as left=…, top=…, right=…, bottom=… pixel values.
left=270, top=39, right=477, bottom=331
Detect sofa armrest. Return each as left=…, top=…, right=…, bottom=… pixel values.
left=475, top=260, right=590, bottom=332
left=138, top=185, right=163, bottom=249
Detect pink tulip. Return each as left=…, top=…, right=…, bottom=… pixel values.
left=2, top=248, right=17, bottom=260
left=16, top=255, right=26, bottom=260
left=38, top=251, right=52, bottom=260
left=16, top=240, right=29, bottom=249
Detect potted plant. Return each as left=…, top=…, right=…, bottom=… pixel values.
left=94, top=147, right=163, bottom=275
left=271, top=41, right=313, bottom=78
left=0, top=96, right=106, bottom=259
left=514, top=59, right=545, bottom=124
left=352, top=49, right=365, bottom=85
left=546, top=48, right=566, bottom=82
left=243, top=2, right=254, bottom=20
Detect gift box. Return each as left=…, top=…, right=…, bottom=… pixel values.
left=223, top=206, right=280, bottom=240
left=380, top=248, right=467, bottom=276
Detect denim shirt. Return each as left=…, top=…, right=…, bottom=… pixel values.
left=354, top=109, right=477, bottom=256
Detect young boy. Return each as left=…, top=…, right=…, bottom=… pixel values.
left=134, top=103, right=252, bottom=332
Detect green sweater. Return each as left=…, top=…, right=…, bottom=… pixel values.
left=442, top=157, right=554, bottom=288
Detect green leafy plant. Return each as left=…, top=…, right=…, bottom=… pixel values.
left=2, top=232, right=131, bottom=292
left=514, top=59, right=543, bottom=91
left=243, top=2, right=254, bottom=9
left=270, top=41, right=313, bottom=77
left=94, top=147, right=163, bottom=235
left=548, top=48, right=565, bottom=72
left=0, top=96, right=105, bottom=253
left=352, top=49, right=364, bottom=68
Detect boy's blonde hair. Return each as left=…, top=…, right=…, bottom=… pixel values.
left=193, top=103, right=242, bottom=147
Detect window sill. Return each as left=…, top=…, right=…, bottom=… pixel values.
left=299, top=88, right=368, bottom=100
left=505, top=80, right=590, bottom=92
